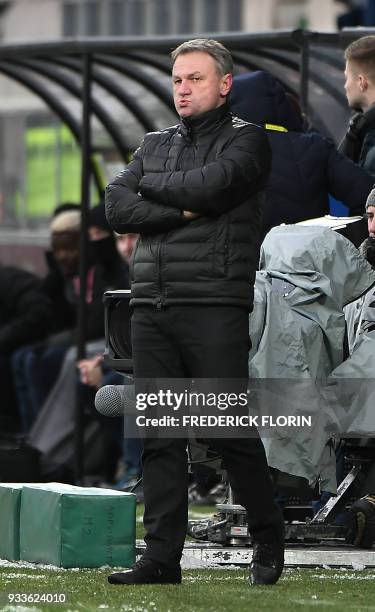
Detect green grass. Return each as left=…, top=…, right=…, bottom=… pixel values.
left=1, top=504, right=374, bottom=611
left=0, top=566, right=375, bottom=611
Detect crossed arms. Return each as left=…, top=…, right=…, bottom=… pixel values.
left=105, top=124, right=270, bottom=235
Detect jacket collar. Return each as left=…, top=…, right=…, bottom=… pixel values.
left=180, top=101, right=231, bottom=137
left=351, top=103, right=375, bottom=137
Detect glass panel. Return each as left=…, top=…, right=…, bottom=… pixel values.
left=110, top=0, right=126, bottom=35
left=126, top=0, right=146, bottom=35
left=152, top=0, right=171, bottom=35
left=62, top=2, right=79, bottom=36
left=201, top=0, right=219, bottom=32
left=177, top=0, right=193, bottom=33
left=85, top=0, right=100, bottom=35
left=226, top=0, right=242, bottom=31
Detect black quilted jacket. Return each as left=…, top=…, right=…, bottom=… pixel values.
left=105, top=103, right=271, bottom=309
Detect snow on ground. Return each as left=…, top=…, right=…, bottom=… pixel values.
left=1, top=558, right=375, bottom=573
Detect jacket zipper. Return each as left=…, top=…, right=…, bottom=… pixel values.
left=155, top=131, right=189, bottom=309
left=156, top=241, right=163, bottom=309
left=224, top=242, right=229, bottom=274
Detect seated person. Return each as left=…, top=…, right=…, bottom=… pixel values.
left=344, top=188, right=375, bottom=548
left=12, top=204, right=127, bottom=432
left=76, top=229, right=141, bottom=487
left=27, top=222, right=137, bottom=480
left=0, top=264, right=52, bottom=432
left=78, top=355, right=142, bottom=489
left=12, top=208, right=82, bottom=432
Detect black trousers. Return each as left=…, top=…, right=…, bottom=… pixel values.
left=131, top=304, right=283, bottom=567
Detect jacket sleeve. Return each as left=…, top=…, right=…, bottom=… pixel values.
left=105, top=139, right=187, bottom=234
left=327, top=139, right=374, bottom=214
left=138, top=124, right=271, bottom=216
left=362, top=144, right=375, bottom=178
left=0, top=268, right=53, bottom=353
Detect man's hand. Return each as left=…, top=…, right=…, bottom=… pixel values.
left=78, top=354, right=104, bottom=389
left=183, top=210, right=200, bottom=221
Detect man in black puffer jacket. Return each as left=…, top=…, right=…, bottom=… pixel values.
left=105, top=38, right=284, bottom=588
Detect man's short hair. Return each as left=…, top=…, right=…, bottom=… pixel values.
left=171, top=38, right=234, bottom=76
left=345, top=36, right=375, bottom=82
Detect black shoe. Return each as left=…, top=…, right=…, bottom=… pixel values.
left=249, top=540, right=284, bottom=585
left=346, top=495, right=375, bottom=549
left=108, top=558, right=182, bottom=585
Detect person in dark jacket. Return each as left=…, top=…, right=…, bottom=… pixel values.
left=25, top=208, right=133, bottom=481
left=230, top=70, right=374, bottom=239
left=105, top=38, right=284, bottom=587
left=342, top=187, right=375, bottom=548
left=339, top=35, right=375, bottom=177
left=87, top=202, right=130, bottom=292
left=0, top=265, right=52, bottom=429
left=44, top=206, right=119, bottom=342
left=12, top=205, right=127, bottom=432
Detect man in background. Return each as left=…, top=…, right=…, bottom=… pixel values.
left=343, top=188, right=375, bottom=547
left=0, top=263, right=52, bottom=431
left=340, top=35, right=375, bottom=176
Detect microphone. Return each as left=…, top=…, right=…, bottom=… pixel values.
left=95, top=384, right=135, bottom=418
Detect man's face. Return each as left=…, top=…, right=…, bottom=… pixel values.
left=172, top=51, right=232, bottom=119
left=367, top=206, right=375, bottom=237
left=344, top=60, right=364, bottom=110
left=51, top=232, right=80, bottom=277
left=115, top=233, right=138, bottom=264
left=88, top=226, right=111, bottom=242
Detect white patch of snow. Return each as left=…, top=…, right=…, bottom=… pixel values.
left=352, top=561, right=366, bottom=571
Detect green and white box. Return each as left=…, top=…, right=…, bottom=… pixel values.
left=19, top=483, right=136, bottom=568
left=0, top=483, right=24, bottom=560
